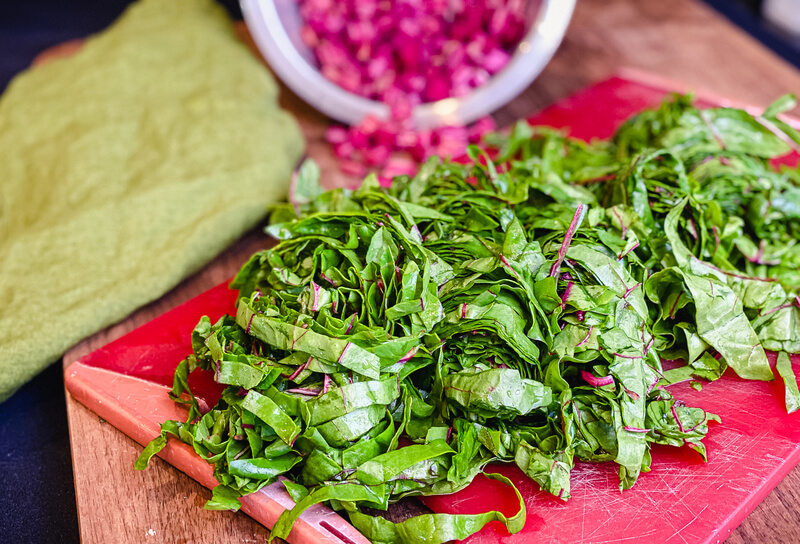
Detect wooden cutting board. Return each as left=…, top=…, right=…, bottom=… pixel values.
left=63, top=74, right=800, bottom=544
left=58, top=0, right=800, bottom=543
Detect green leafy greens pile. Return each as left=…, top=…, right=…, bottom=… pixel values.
left=136, top=94, right=800, bottom=544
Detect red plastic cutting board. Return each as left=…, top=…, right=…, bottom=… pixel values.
left=64, top=74, right=800, bottom=544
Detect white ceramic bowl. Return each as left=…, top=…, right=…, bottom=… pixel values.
left=240, top=0, right=575, bottom=129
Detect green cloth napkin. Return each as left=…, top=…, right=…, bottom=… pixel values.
left=0, top=0, right=304, bottom=402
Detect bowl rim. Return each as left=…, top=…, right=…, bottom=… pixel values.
left=241, top=0, right=576, bottom=128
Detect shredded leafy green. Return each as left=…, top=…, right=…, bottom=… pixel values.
left=136, top=93, right=800, bottom=544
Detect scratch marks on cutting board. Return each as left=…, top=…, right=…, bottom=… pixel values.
left=523, top=423, right=794, bottom=544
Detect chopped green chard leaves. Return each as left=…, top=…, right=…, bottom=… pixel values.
left=137, top=94, right=800, bottom=543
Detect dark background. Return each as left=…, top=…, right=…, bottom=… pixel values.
left=703, top=0, right=800, bottom=68
left=0, top=1, right=797, bottom=543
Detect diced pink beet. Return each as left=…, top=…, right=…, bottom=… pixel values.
left=355, top=43, right=372, bottom=63
left=433, top=130, right=469, bottom=158
left=370, top=70, right=396, bottom=95
left=366, top=55, right=390, bottom=79
left=347, top=20, right=377, bottom=44
left=420, top=15, right=442, bottom=36
left=354, top=1, right=377, bottom=21
left=397, top=42, right=422, bottom=73
left=451, top=64, right=474, bottom=89
left=489, top=7, right=510, bottom=36
left=316, top=40, right=349, bottom=68
left=396, top=129, right=419, bottom=149
left=359, top=114, right=382, bottom=134
left=442, top=40, right=467, bottom=69
left=398, top=17, right=422, bottom=37
left=300, top=0, right=524, bottom=105
left=297, top=0, right=518, bottom=177
left=470, top=68, right=491, bottom=88
left=304, top=0, right=333, bottom=13
left=362, top=145, right=391, bottom=166
left=394, top=73, right=423, bottom=94
left=349, top=130, right=369, bottom=150
left=320, top=64, right=341, bottom=85
left=300, top=25, right=320, bottom=48
left=465, top=34, right=487, bottom=64
left=468, top=116, right=497, bottom=143
left=424, top=74, right=451, bottom=102
left=374, top=123, right=401, bottom=147
left=383, top=87, right=413, bottom=120
left=336, top=67, right=362, bottom=93
left=483, top=48, right=511, bottom=74
left=436, top=125, right=469, bottom=141
left=374, top=14, right=394, bottom=33
left=339, top=159, right=368, bottom=177
left=333, top=141, right=355, bottom=159
left=448, top=0, right=466, bottom=13
left=410, top=130, right=434, bottom=161
left=322, top=13, right=346, bottom=34
left=450, top=83, right=472, bottom=97
left=325, top=125, right=349, bottom=145
left=381, top=157, right=418, bottom=178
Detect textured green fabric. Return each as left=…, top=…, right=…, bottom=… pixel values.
left=0, top=0, right=304, bottom=402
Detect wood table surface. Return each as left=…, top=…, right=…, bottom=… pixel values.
left=60, top=0, right=800, bottom=542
